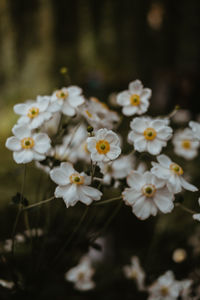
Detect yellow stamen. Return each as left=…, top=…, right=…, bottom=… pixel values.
left=130, top=94, right=140, bottom=106
left=96, top=140, right=110, bottom=154
left=90, top=97, right=109, bottom=110
left=142, top=184, right=156, bottom=197
left=170, top=163, right=183, bottom=175
left=27, top=107, right=39, bottom=119
left=85, top=110, right=93, bottom=118
left=182, top=140, right=191, bottom=149
left=160, top=286, right=169, bottom=296
left=56, top=89, right=69, bottom=99
left=143, top=128, right=157, bottom=140
left=21, top=137, right=34, bottom=149
left=83, top=143, right=90, bottom=154
left=69, top=173, right=84, bottom=185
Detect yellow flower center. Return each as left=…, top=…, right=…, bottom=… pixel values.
left=27, top=107, right=39, bottom=119
left=21, top=137, right=35, bottom=149
left=69, top=173, right=84, bottom=185
left=143, top=128, right=157, bottom=140
left=130, top=270, right=138, bottom=279
left=77, top=272, right=85, bottom=281
left=85, top=110, right=93, bottom=118
left=130, top=94, right=140, bottom=106
left=96, top=140, right=110, bottom=154
left=56, top=90, right=69, bottom=99
left=160, top=286, right=169, bottom=296
left=83, top=142, right=90, bottom=154
left=142, top=184, right=156, bottom=197
left=181, top=140, right=191, bottom=149
left=91, top=97, right=109, bottom=110
left=170, top=163, right=183, bottom=175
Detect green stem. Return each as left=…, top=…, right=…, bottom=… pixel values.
left=176, top=203, right=197, bottom=214
left=94, top=196, right=122, bottom=206
left=23, top=196, right=55, bottom=210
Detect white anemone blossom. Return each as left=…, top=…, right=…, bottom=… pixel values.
left=50, top=162, right=102, bottom=207
left=50, top=86, right=85, bottom=116
left=148, top=271, right=182, bottom=300
left=5, top=124, right=51, bottom=164
left=117, top=79, right=151, bottom=116
left=65, top=256, right=95, bottom=291
left=151, top=155, right=198, bottom=194
left=14, top=96, right=52, bottom=129
left=87, top=128, right=121, bottom=162
left=128, top=117, right=172, bottom=155
left=123, top=171, right=174, bottom=220
left=189, top=121, right=200, bottom=140
left=98, top=154, right=135, bottom=184
left=123, top=256, right=145, bottom=291
left=172, top=128, right=199, bottom=160
left=81, top=97, right=119, bottom=130
left=193, top=198, right=200, bottom=222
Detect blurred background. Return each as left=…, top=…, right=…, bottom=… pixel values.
left=1, top=0, right=200, bottom=299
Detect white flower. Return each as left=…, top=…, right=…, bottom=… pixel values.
left=6, top=124, right=51, bottom=164
left=193, top=198, right=200, bottom=221
left=151, top=154, right=198, bottom=194
left=65, top=256, right=95, bottom=291
left=14, top=97, right=52, bottom=129
left=81, top=97, right=119, bottom=129
left=123, top=171, right=174, bottom=220
left=123, top=256, right=145, bottom=291
left=128, top=117, right=172, bottom=155
left=172, top=109, right=191, bottom=124
left=50, top=162, right=102, bottom=207
left=189, top=121, right=200, bottom=140
left=40, top=112, right=61, bottom=136
left=179, top=279, right=193, bottom=300
left=172, top=128, right=199, bottom=160
left=0, top=279, right=14, bottom=289
left=148, top=271, right=182, bottom=300
left=87, top=128, right=121, bottom=162
left=117, top=79, right=151, bottom=116
left=50, top=86, right=85, bottom=116
left=98, top=155, right=134, bottom=184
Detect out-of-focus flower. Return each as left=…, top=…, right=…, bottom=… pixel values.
left=123, top=256, right=146, bottom=291
left=50, top=86, right=85, bottom=116
left=81, top=97, right=119, bottom=129
left=14, top=97, right=52, bottom=129
left=172, top=128, right=199, bottom=160
left=189, top=121, right=200, bottom=140
left=179, top=279, right=193, bottom=300
left=98, top=154, right=135, bottom=184
left=172, top=109, right=191, bottom=124
left=50, top=162, right=102, bottom=207
left=128, top=117, right=172, bottom=155
left=87, top=128, right=121, bottom=162
left=172, top=248, right=187, bottom=263
left=123, top=171, right=174, bottom=220
left=151, top=154, right=198, bottom=194
left=192, top=197, right=200, bottom=221
left=0, top=279, right=14, bottom=289
left=40, top=112, right=61, bottom=136
left=147, top=271, right=182, bottom=300
left=117, top=80, right=151, bottom=116
left=65, top=256, right=95, bottom=291
left=6, top=124, right=51, bottom=164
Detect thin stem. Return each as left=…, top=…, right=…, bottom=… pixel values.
left=94, top=196, right=122, bottom=206
left=167, top=105, right=180, bottom=119
left=11, top=165, right=26, bottom=256
left=53, top=207, right=89, bottom=265
left=176, top=203, right=197, bottom=215
left=23, top=196, right=55, bottom=210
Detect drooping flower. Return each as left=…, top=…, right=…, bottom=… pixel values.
left=50, top=86, right=85, bottom=116
left=14, top=97, right=52, bottom=129
left=172, top=109, right=191, bottom=124
left=123, top=256, right=146, bottom=291
left=172, top=128, right=199, bottom=160
left=151, top=154, right=198, bottom=194
left=189, top=121, right=200, bottom=140
left=50, top=162, right=102, bottom=207
left=128, top=117, right=172, bottom=155
left=87, top=128, right=121, bottom=162
left=65, top=256, right=95, bottom=291
left=123, top=171, right=174, bottom=220
left=192, top=197, right=200, bottom=221
left=98, top=154, right=135, bottom=184
left=117, top=79, right=151, bottom=116
left=81, top=97, right=119, bottom=129
left=5, top=124, right=51, bottom=164
left=147, top=271, right=182, bottom=300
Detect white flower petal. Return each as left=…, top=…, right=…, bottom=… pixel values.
left=12, top=124, right=32, bottom=139
left=130, top=117, right=148, bottom=133
left=157, top=154, right=172, bottom=168
left=180, top=177, right=198, bottom=192
left=81, top=186, right=102, bottom=201
left=60, top=162, right=75, bottom=176
left=13, top=150, right=34, bottom=164
left=106, top=145, right=121, bottom=160
left=6, top=137, right=21, bottom=151
left=122, top=106, right=138, bottom=116
left=67, top=86, right=82, bottom=95
left=147, top=140, right=163, bottom=155
left=129, top=80, right=143, bottom=94
left=68, top=96, right=85, bottom=107
left=117, top=91, right=130, bottom=106
left=62, top=102, right=76, bottom=116
left=50, top=168, right=70, bottom=185
left=13, top=103, right=28, bottom=115
left=127, top=172, right=144, bottom=189
left=140, top=88, right=152, bottom=100
left=132, top=197, right=153, bottom=220
left=154, top=188, right=174, bottom=213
